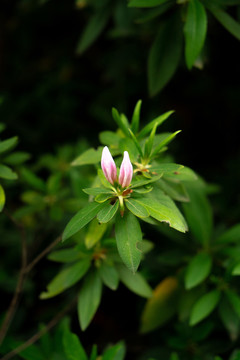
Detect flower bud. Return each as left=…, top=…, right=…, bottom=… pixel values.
left=119, top=151, right=133, bottom=188
left=101, top=146, right=117, bottom=185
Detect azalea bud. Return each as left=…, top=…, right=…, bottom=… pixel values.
left=119, top=151, right=133, bottom=188
left=101, top=146, right=117, bottom=185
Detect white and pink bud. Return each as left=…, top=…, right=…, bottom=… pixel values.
left=101, top=146, right=117, bottom=185
left=118, top=151, right=133, bottom=188
left=101, top=147, right=133, bottom=188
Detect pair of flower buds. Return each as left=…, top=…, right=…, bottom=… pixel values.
left=101, top=146, right=133, bottom=188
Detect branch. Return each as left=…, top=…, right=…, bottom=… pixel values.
left=0, top=297, right=77, bottom=360
left=24, top=235, right=62, bottom=274
left=0, top=211, right=27, bottom=346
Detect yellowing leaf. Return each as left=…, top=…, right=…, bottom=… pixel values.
left=140, top=276, right=179, bottom=333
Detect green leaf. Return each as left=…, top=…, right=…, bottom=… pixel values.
left=90, top=345, right=98, bottom=360
left=157, top=179, right=189, bottom=202
left=0, top=164, right=18, bottom=180
left=63, top=327, right=88, bottom=360
left=40, top=258, right=91, bottom=299
left=125, top=198, right=149, bottom=218
left=83, top=187, right=114, bottom=196
left=85, top=218, right=107, bottom=248
left=116, top=264, right=152, bottom=298
left=102, top=341, right=126, bottom=360
left=144, top=123, right=158, bottom=159
left=98, top=262, right=119, bottom=290
left=205, top=3, right=240, bottom=41
left=148, top=12, right=183, bottom=96
left=140, top=277, right=179, bottom=333
left=71, top=147, right=102, bottom=166
left=190, top=289, right=221, bottom=326
left=0, top=184, right=5, bottom=212
left=128, top=0, right=170, bottom=8
left=0, top=136, right=18, bottom=154
left=182, top=182, right=212, bottom=245
left=115, top=211, right=142, bottom=273
left=184, top=0, right=207, bottom=69
left=225, top=290, right=240, bottom=318
left=138, top=111, right=174, bottom=139
left=131, top=100, right=142, bottom=133
left=99, top=131, right=122, bottom=147
left=76, top=10, right=110, bottom=54
left=78, top=271, right=103, bottom=331
left=232, top=263, right=240, bottom=276
left=138, top=187, right=188, bottom=233
left=4, top=151, right=30, bottom=165
left=95, top=193, right=114, bottom=203
left=151, top=130, right=181, bottom=157
left=48, top=248, right=83, bottom=263
left=216, top=223, right=240, bottom=244
left=97, top=201, right=119, bottom=223
left=128, top=128, right=144, bottom=157
left=112, top=108, right=130, bottom=137
left=219, top=296, right=240, bottom=341
left=62, top=202, right=106, bottom=242
left=20, top=168, right=45, bottom=191
left=150, top=163, right=183, bottom=174
left=185, top=252, right=212, bottom=289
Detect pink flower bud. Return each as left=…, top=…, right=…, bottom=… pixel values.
left=101, top=146, right=117, bottom=185
left=119, top=151, right=133, bottom=188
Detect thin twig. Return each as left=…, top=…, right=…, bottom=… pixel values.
left=0, top=211, right=27, bottom=346
left=0, top=210, right=62, bottom=346
left=24, top=235, right=62, bottom=274
left=0, top=297, right=77, bottom=360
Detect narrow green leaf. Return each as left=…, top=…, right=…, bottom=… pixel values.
left=40, top=258, right=91, bottom=299
left=128, top=128, right=144, bottom=157
left=102, top=341, right=126, bottom=360
left=0, top=184, right=5, bottom=212
left=219, top=296, right=240, bottom=341
left=117, top=264, right=152, bottom=298
left=20, top=168, right=45, bottom=191
left=225, top=290, right=240, bottom=318
left=182, top=182, right=212, bottom=245
left=78, top=271, right=103, bottom=331
left=4, top=151, right=30, bottom=165
left=71, top=147, right=102, bottom=166
left=232, top=263, right=240, bottom=276
left=151, top=131, right=181, bottom=157
left=136, top=2, right=175, bottom=24
left=98, top=263, right=119, bottom=290
left=0, top=164, right=18, bottom=180
left=63, top=327, right=88, bottom=360
left=131, top=100, right=142, bottom=133
left=138, top=111, right=174, bottom=139
left=125, top=198, right=149, bottom=218
left=144, top=123, right=158, bottom=159
left=95, top=193, right=114, bottom=203
left=0, top=136, right=18, bottom=154
left=112, top=108, right=130, bottom=137
left=190, top=289, right=221, bottom=326
left=128, top=0, right=170, bottom=7
left=76, top=10, right=110, bottom=54
left=148, top=12, right=183, bottom=96
left=185, top=252, right=212, bottom=289
left=184, top=0, right=207, bottom=69
left=83, top=187, right=114, bottom=196
left=48, top=248, right=83, bottom=263
left=140, top=277, right=179, bottom=333
left=97, top=201, right=119, bottom=223
left=90, top=345, right=98, bottom=360
left=216, top=224, right=240, bottom=244
left=62, top=202, right=105, bottom=242
left=206, top=3, right=240, bottom=41
left=115, top=211, right=143, bottom=273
